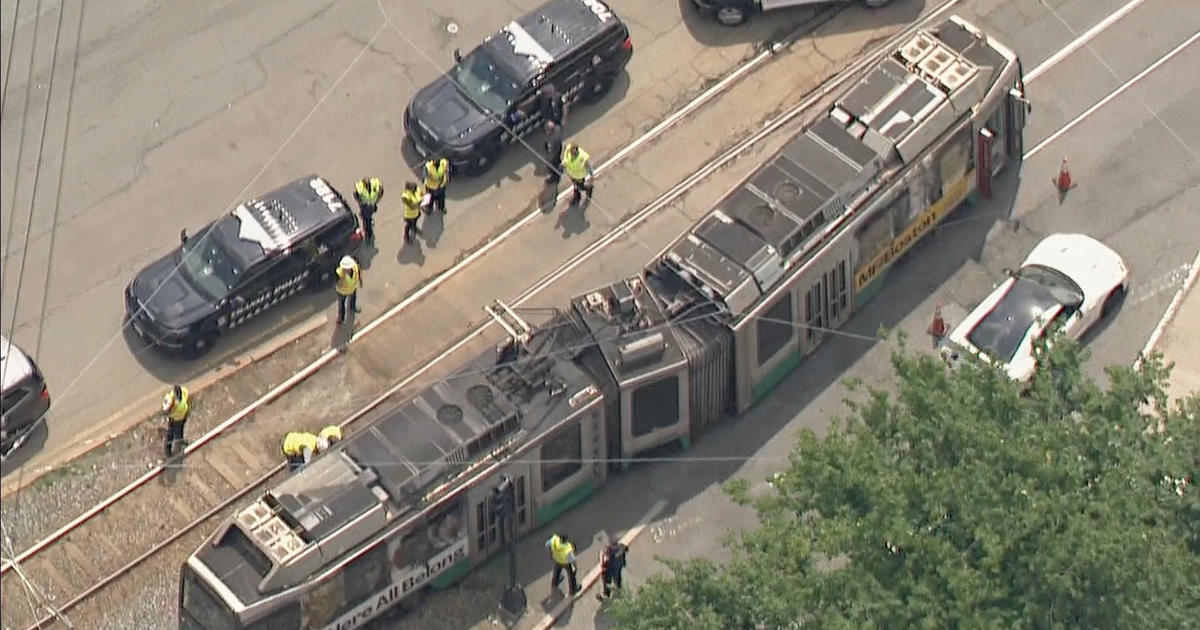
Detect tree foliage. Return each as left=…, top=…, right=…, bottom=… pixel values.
left=607, top=335, right=1200, bottom=630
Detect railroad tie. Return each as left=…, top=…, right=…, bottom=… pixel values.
left=186, top=473, right=225, bottom=508
left=92, top=530, right=126, bottom=565
left=229, top=440, right=272, bottom=472
left=59, top=540, right=99, bottom=583
left=32, top=556, right=76, bottom=602
left=205, top=451, right=250, bottom=489
left=165, top=490, right=200, bottom=524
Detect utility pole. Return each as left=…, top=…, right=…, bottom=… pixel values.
left=494, top=475, right=526, bottom=614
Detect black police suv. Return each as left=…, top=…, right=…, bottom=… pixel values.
left=125, top=176, right=361, bottom=359
left=1, top=336, right=51, bottom=458
left=404, top=0, right=633, bottom=176
left=690, top=0, right=892, bottom=27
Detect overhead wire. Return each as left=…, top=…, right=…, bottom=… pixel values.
left=0, top=1, right=87, bottom=620
left=0, top=0, right=42, bottom=394
left=16, top=22, right=388, bottom=428
left=0, top=0, right=21, bottom=117
left=3, top=0, right=66, bottom=375
left=79, top=303, right=887, bottom=473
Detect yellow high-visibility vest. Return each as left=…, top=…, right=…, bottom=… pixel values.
left=424, top=160, right=448, bottom=190
left=561, top=148, right=590, bottom=180
left=401, top=188, right=423, bottom=219
left=335, top=263, right=360, bottom=296
left=548, top=535, right=574, bottom=565
left=318, top=425, right=343, bottom=443
left=281, top=432, right=320, bottom=456
left=355, top=178, right=383, bottom=205
left=163, top=387, right=190, bottom=422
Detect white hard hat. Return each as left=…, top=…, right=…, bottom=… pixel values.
left=339, top=256, right=355, bottom=270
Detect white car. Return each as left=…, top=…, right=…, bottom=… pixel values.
left=940, top=234, right=1130, bottom=382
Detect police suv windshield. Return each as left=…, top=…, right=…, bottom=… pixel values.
left=179, top=227, right=242, bottom=300
left=451, top=49, right=523, bottom=117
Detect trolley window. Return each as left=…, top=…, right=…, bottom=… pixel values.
left=630, top=375, right=679, bottom=437
left=244, top=603, right=300, bottom=630
left=756, top=292, right=794, bottom=366
left=541, top=423, right=583, bottom=492
left=180, top=567, right=237, bottom=630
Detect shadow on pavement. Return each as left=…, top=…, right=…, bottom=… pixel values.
left=0, top=419, right=49, bottom=479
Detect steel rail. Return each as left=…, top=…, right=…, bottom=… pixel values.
left=1, top=3, right=848, bottom=582
left=17, top=3, right=967, bottom=625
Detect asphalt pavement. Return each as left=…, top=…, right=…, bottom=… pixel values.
left=0, top=0, right=1194, bottom=627
left=0, top=0, right=853, bottom=476
left=365, top=0, right=1200, bottom=628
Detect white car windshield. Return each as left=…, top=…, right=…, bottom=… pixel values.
left=966, top=265, right=1083, bottom=363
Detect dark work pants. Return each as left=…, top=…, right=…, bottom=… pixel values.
left=165, top=419, right=186, bottom=458
left=569, top=177, right=593, bottom=204
left=551, top=561, right=578, bottom=593
left=404, top=216, right=419, bottom=243
left=337, top=292, right=357, bottom=323
left=359, top=204, right=377, bottom=241
left=545, top=151, right=562, bottom=183
left=427, top=187, right=446, bottom=213
left=602, top=568, right=623, bottom=597
left=286, top=454, right=306, bottom=472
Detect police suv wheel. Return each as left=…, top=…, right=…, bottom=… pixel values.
left=183, top=332, right=217, bottom=359
left=465, top=146, right=499, bottom=177
left=581, top=72, right=616, bottom=104
left=716, top=6, right=748, bottom=26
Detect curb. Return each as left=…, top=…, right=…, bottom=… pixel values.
left=1, top=312, right=328, bottom=498
left=1136, top=248, right=1200, bottom=369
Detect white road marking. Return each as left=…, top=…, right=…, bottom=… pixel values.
left=1126, top=262, right=1191, bottom=308
left=1023, top=0, right=1149, bottom=83
left=533, top=500, right=667, bottom=630
left=1136, top=249, right=1200, bottom=369
left=1023, top=30, right=1200, bottom=159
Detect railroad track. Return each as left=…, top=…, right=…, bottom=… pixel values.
left=0, top=3, right=965, bottom=628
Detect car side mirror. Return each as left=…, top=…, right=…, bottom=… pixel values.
left=1003, top=267, right=1014, bottom=277
left=453, top=48, right=462, bottom=64
left=180, top=229, right=189, bottom=245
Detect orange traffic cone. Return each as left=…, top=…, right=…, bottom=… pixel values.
left=1053, top=158, right=1073, bottom=197
left=928, top=302, right=947, bottom=339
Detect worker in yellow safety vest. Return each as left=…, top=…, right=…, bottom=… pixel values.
left=560, top=143, right=594, bottom=206
left=281, top=431, right=324, bottom=472
left=546, top=532, right=579, bottom=595
left=423, top=158, right=449, bottom=214
left=318, top=425, right=343, bottom=445
left=161, top=384, right=190, bottom=459
left=353, top=177, right=384, bottom=242
left=334, top=255, right=361, bottom=325
left=401, top=182, right=425, bottom=244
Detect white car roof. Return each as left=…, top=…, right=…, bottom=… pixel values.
left=1, top=335, right=36, bottom=393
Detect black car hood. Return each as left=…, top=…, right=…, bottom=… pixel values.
left=128, top=253, right=214, bottom=331
left=409, top=76, right=497, bottom=147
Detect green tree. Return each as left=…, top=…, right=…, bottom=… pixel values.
left=607, top=336, right=1200, bottom=630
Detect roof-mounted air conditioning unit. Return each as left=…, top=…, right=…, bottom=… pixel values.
left=899, top=32, right=937, bottom=67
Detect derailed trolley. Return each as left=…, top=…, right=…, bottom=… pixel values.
left=180, top=15, right=1030, bottom=630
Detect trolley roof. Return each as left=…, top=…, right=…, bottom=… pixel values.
left=658, top=16, right=1016, bottom=318
left=197, top=312, right=603, bottom=606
